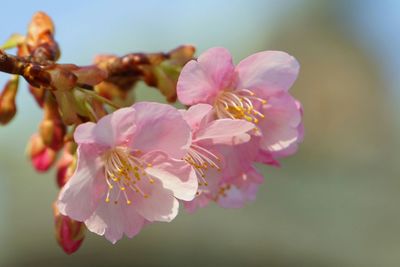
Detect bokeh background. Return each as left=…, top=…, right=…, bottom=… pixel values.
left=0, top=0, right=399, bottom=266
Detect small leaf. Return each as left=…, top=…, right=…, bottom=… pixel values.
left=0, top=34, right=25, bottom=50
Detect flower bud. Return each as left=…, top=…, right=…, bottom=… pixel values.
left=53, top=203, right=85, bottom=255
left=0, top=76, right=19, bottom=125
left=39, top=119, right=66, bottom=150
left=26, top=134, right=57, bottom=172
left=27, top=11, right=60, bottom=61
left=39, top=94, right=66, bottom=150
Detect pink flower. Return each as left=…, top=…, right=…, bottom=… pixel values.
left=57, top=102, right=197, bottom=243
left=184, top=165, right=263, bottom=212
left=180, top=104, right=259, bottom=211
left=177, top=47, right=303, bottom=162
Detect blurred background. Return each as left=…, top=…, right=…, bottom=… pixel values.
left=0, top=0, right=399, bottom=266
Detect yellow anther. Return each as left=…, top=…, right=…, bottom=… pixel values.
left=144, top=194, right=149, bottom=198
left=126, top=200, right=132, bottom=205
left=105, top=198, right=110, bottom=203
left=120, top=187, right=126, bottom=191
left=149, top=178, right=155, bottom=184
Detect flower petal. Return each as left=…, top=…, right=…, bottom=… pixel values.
left=183, top=194, right=210, bottom=213
left=180, top=103, right=213, bottom=130
left=194, top=119, right=255, bottom=145
left=177, top=47, right=235, bottom=105
left=130, top=102, right=191, bottom=159
left=73, top=122, right=96, bottom=144
left=93, top=107, right=137, bottom=147
left=133, top=180, right=179, bottom=222
left=236, top=51, right=299, bottom=96
left=218, top=168, right=263, bottom=208
left=256, top=92, right=303, bottom=157
left=84, top=201, right=145, bottom=244
left=144, top=151, right=198, bottom=201
left=57, top=145, right=106, bottom=222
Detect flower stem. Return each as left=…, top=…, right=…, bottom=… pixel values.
left=76, top=87, right=121, bottom=109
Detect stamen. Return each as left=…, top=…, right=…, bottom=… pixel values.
left=103, top=147, right=154, bottom=205
left=184, top=145, right=221, bottom=186
left=214, top=89, right=266, bottom=123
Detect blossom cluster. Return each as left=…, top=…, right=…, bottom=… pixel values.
left=56, top=47, right=303, bottom=243
left=0, top=12, right=303, bottom=253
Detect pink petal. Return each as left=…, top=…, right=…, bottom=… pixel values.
left=194, top=119, right=255, bottom=145
left=87, top=107, right=137, bottom=147
left=73, top=122, right=96, bottom=144
left=144, top=151, right=197, bottom=201
left=177, top=47, right=235, bottom=105
left=210, top=134, right=261, bottom=179
left=133, top=180, right=179, bottom=222
left=255, top=150, right=281, bottom=167
left=130, top=102, right=191, bottom=159
left=183, top=194, right=210, bottom=213
left=256, top=92, right=303, bottom=157
left=85, top=202, right=145, bottom=244
left=218, top=168, right=263, bottom=208
left=236, top=51, right=299, bottom=96
left=57, top=145, right=106, bottom=221
left=180, top=104, right=213, bottom=130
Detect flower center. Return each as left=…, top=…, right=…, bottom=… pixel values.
left=103, top=147, right=153, bottom=205
left=214, top=89, right=266, bottom=123
left=183, top=144, right=221, bottom=187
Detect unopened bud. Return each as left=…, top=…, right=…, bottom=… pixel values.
left=27, top=12, right=60, bottom=61
left=53, top=203, right=85, bottom=255
left=0, top=76, right=19, bottom=125
left=39, top=94, right=66, bottom=150
left=39, top=119, right=66, bottom=150
left=26, top=134, right=57, bottom=172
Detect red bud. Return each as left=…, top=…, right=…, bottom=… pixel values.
left=26, top=134, right=57, bottom=172
left=53, top=203, right=85, bottom=255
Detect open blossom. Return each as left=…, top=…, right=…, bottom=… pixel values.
left=180, top=103, right=259, bottom=212
left=177, top=47, right=303, bottom=163
left=57, top=102, right=197, bottom=243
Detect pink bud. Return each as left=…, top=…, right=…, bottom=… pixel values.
left=53, top=203, right=85, bottom=255
left=26, top=134, right=57, bottom=172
